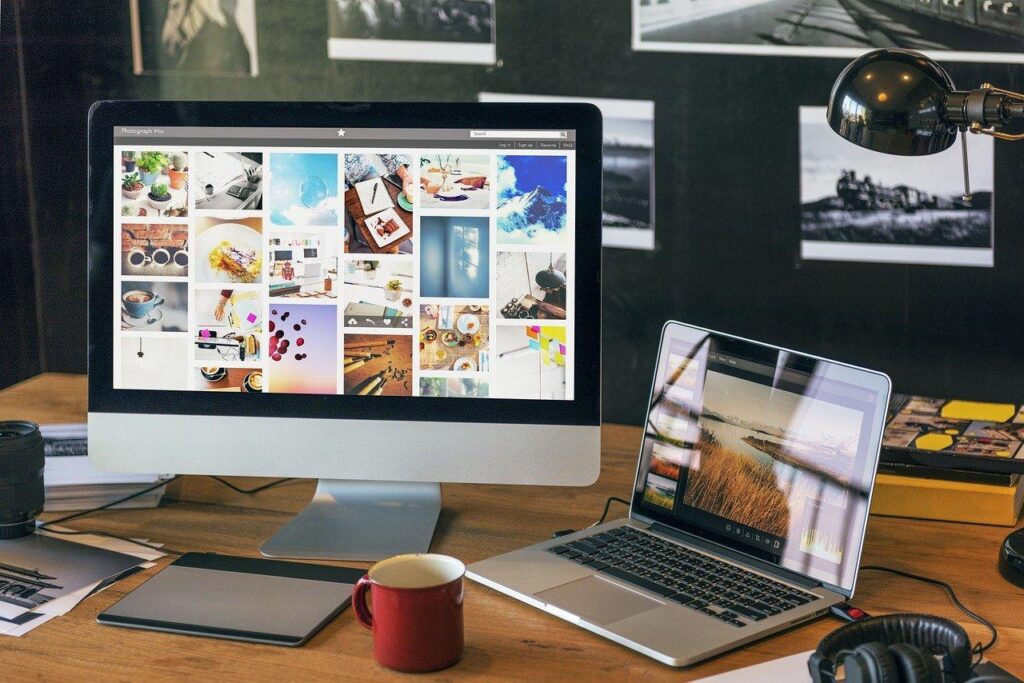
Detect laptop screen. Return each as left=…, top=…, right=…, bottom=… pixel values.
left=633, top=323, right=890, bottom=593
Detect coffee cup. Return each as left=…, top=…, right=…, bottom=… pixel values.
left=122, top=290, right=163, bottom=319
left=241, top=370, right=263, bottom=393
left=151, top=248, right=171, bottom=266
left=200, top=366, right=227, bottom=382
left=353, top=554, right=465, bottom=673
left=127, top=249, right=150, bottom=267
left=173, top=249, right=189, bottom=268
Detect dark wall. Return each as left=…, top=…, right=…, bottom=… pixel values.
left=6, top=1, right=1024, bottom=424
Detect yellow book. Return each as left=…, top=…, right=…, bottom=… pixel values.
left=870, top=473, right=1024, bottom=526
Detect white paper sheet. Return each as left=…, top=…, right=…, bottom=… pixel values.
left=695, top=651, right=814, bottom=683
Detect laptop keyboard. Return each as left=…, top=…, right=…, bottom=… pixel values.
left=546, top=526, right=820, bottom=628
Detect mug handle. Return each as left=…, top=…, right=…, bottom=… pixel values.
left=152, top=295, right=164, bottom=306
left=352, top=575, right=373, bottom=630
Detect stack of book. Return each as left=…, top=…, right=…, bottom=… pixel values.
left=871, top=396, right=1024, bottom=526
left=40, top=424, right=171, bottom=513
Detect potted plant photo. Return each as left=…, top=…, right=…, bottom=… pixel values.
left=384, top=278, right=403, bottom=302
left=122, top=172, right=145, bottom=199
left=168, top=153, right=188, bottom=190
left=147, top=182, right=173, bottom=212
left=122, top=151, right=136, bottom=172
left=136, top=151, right=168, bottom=186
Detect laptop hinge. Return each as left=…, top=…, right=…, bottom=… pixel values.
left=647, top=522, right=821, bottom=590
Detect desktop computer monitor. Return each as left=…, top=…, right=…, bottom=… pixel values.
left=87, top=101, right=602, bottom=560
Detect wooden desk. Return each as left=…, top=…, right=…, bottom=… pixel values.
left=1, top=374, right=1021, bottom=680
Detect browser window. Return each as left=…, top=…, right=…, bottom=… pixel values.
left=112, top=126, right=576, bottom=399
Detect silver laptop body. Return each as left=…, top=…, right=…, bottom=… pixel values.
left=468, top=321, right=892, bottom=667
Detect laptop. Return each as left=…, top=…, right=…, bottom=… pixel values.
left=467, top=321, right=891, bottom=667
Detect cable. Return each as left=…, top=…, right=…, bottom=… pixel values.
left=590, top=496, right=631, bottom=527
left=861, top=565, right=998, bottom=663
left=36, top=475, right=297, bottom=557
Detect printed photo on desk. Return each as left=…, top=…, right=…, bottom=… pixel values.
left=129, top=0, right=259, bottom=75
left=196, top=216, right=263, bottom=284
left=496, top=155, right=569, bottom=246
left=342, top=258, right=414, bottom=329
left=496, top=251, right=567, bottom=320
left=194, top=151, right=263, bottom=211
left=800, top=106, right=994, bottom=267
left=344, top=153, right=414, bottom=254
left=193, top=288, right=262, bottom=364
left=268, top=152, right=339, bottom=226
left=493, top=326, right=566, bottom=400
left=267, top=304, right=337, bottom=394
left=632, top=0, right=1024, bottom=63
left=327, top=0, right=496, bottom=64
left=419, top=304, right=489, bottom=373
left=419, top=154, right=491, bottom=210
left=885, top=396, right=1024, bottom=461
left=119, top=151, right=189, bottom=218
left=120, top=223, right=189, bottom=276
left=118, top=337, right=189, bottom=390
left=268, top=232, right=338, bottom=299
left=480, top=92, right=655, bottom=250
left=343, top=335, right=413, bottom=396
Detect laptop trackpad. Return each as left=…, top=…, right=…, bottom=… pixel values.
left=535, top=575, right=663, bottom=626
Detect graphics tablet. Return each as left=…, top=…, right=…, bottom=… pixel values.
left=98, top=553, right=363, bottom=646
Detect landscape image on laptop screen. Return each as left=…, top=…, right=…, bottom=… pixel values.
left=110, top=127, right=576, bottom=400
left=639, top=332, right=883, bottom=589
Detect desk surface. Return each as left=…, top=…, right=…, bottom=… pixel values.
left=1, top=374, right=1021, bottom=681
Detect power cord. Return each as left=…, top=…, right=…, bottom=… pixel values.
left=860, top=565, right=998, bottom=666
left=590, top=496, right=631, bottom=527
left=36, top=475, right=298, bottom=557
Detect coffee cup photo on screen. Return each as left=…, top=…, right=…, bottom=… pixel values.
left=121, top=224, right=189, bottom=277
left=496, top=155, right=569, bottom=246
left=268, top=152, right=339, bottom=227
left=266, top=303, right=338, bottom=394
left=494, top=326, right=567, bottom=400
left=119, top=336, right=189, bottom=391
left=195, top=367, right=264, bottom=393
left=120, top=281, right=187, bottom=332
left=418, top=154, right=491, bottom=210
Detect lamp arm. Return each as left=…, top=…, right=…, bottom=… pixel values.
left=945, top=85, right=1024, bottom=141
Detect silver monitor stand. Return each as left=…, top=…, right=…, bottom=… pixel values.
left=259, top=480, right=441, bottom=561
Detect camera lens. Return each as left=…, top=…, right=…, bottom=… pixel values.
left=0, top=421, right=45, bottom=539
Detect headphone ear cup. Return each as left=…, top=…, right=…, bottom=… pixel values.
left=846, top=642, right=899, bottom=683
left=889, top=643, right=943, bottom=683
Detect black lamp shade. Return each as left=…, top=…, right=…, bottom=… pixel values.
left=535, top=265, right=566, bottom=291
left=827, top=49, right=958, bottom=156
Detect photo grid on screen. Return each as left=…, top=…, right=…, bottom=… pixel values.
left=112, top=132, right=575, bottom=400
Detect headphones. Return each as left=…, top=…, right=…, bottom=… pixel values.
left=808, top=614, right=976, bottom=683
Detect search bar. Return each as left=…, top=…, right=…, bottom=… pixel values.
left=470, top=130, right=567, bottom=139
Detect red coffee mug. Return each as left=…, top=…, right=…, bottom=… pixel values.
left=353, top=553, right=465, bottom=673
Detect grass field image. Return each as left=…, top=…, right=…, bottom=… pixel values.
left=649, top=443, right=685, bottom=479
left=643, top=473, right=677, bottom=510
left=681, top=428, right=791, bottom=537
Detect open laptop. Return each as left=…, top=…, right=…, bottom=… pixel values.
left=467, top=321, right=891, bottom=666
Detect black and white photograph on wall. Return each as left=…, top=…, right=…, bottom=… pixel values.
left=328, top=0, right=496, bottom=64
left=130, top=0, right=259, bottom=76
left=480, top=92, right=655, bottom=250
left=800, top=106, right=994, bottom=267
left=633, top=0, right=1024, bottom=63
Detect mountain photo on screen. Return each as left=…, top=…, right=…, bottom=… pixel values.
left=633, top=0, right=1024, bottom=63
left=799, top=107, right=994, bottom=268
left=327, top=0, right=496, bottom=64
left=496, top=155, right=568, bottom=246
left=480, top=92, right=655, bottom=251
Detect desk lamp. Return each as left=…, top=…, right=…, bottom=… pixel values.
left=827, top=48, right=1023, bottom=198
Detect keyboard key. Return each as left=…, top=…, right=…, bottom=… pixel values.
left=728, top=604, right=768, bottom=621
left=546, top=545, right=570, bottom=554
left=585, top=560, right=609, bottom=570
left=568, top=540, right=600, bottom=555
left=666, top=593, right=694, bottom=605
left=599, top=566, right=675, bottom=597
left=561, top=550, right=582, bottom=560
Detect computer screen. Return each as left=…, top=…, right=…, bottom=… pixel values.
left=634, top=323, right=889, bottom=592
left=111, top=126, right=577, bottom=400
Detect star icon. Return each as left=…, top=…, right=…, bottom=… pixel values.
left=336, top=129, right=346, bottom=137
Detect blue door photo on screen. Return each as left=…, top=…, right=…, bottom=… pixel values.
left=420, top=216, right=490, bottom=298
left=268, top=153, right=339, bottom=226
left=496, top=155, right=568, bottom=245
